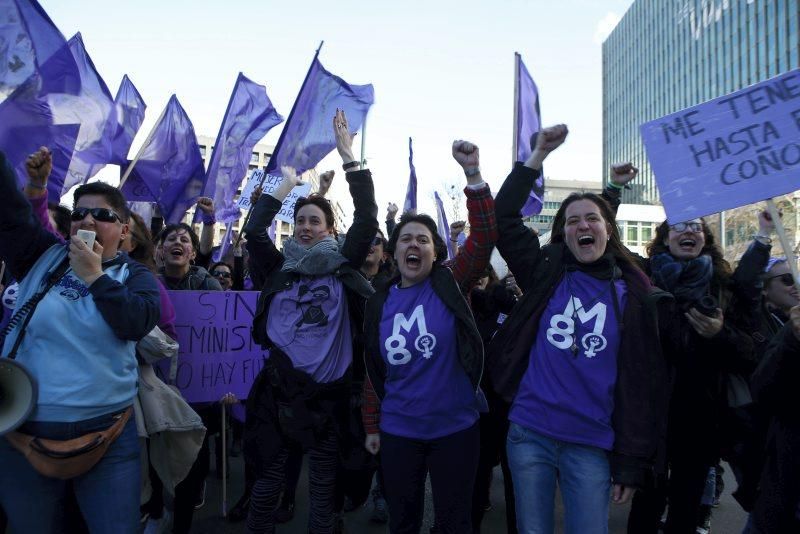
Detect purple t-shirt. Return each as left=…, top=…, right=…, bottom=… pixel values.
left=510, top=271, right=627, bottom=450
left=267, top=274, right=352, bottom=383
left=379, top=279, right=478, bottom=440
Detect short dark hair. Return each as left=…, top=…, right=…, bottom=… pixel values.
left=47, top=202, right=71, bottom=239
left=73, top=182, right=128, bottom=220
left=294, top=194, right=336, bottom=232
left=158, top=223, right=200, bottom=253
left=387, top=213, right=448, bottom=265
left=210, top=261, right=232, bottom=274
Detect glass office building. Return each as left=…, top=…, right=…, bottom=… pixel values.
left=602, top=0, right=800, bottom=204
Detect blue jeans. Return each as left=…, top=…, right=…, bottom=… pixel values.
left=507, top=422, right=611, bottom=534
left=0, top=409, right=140, bottom=534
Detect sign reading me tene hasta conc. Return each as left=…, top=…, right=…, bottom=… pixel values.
left=640, top=68, right=800, bottom=223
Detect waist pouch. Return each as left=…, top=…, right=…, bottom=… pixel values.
left=4, top=407, right=132, bottom=480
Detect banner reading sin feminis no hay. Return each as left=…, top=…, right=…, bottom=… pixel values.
left=640, top=68, right=800, bottom=223
left=154, top=290, right=268, bottom=403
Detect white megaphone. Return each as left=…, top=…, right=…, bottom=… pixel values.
left=0, top=359, right=36, bottom=435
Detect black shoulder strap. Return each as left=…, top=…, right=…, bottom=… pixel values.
left=1, top=256, right=71, bottom=360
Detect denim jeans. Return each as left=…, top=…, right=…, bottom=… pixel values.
left=0, top=409, right=140, bottom=534
left=506, top=422, right=611, bottom=534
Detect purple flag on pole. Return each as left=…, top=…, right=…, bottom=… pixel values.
left=120, top=95, right=205, bottom=224
left=403, top=137, right=417, bottom=214
left=195, top=72, right=283, bottom=229
left=265, top=54, right=374, bottom=178
left=434, top=191, right=455, bottom=260
left=0, top=0, right=71, bottom=104
left=515, top=53, right=544, bottom=217
left=110, top=75, right=146, bottom=164
left=56, top=33, right=116, bottom=193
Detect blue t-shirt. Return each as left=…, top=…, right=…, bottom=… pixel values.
left=379, top=279, right=479, bottom=440
left=510, top=271, right=627, bottom=450
left=267, top=274, right=352, bottom=383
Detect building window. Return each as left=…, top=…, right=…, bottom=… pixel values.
left=199, top=146, right=206, bottom=157
left=250, top=152, right=259, bottom=164
left=627, top=225, right=639, bottom=244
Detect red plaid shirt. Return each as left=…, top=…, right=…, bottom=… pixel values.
left=361, top=183, right=497, bottom=434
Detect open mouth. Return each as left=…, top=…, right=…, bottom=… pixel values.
left=679, top=238, right=696, bottom=249
left=405, top=253, right=421, bottom=268
left=298, top=234, right=312, bottom=244
left=578, top=235, right=595, bottom=246
left=170, top=246, right=184, bottom=258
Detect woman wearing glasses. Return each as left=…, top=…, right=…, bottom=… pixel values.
left=626, top=216, right=756, bottom=533
left=0, top=152, right=160, bottom=534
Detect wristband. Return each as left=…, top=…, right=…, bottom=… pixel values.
left=201, top=212, right=216, bottom=225
left=752, top=234, right=772, bottom=244
left=464, top=167, right=480, bottom=178
left=26, top=181, right=46, bottom=190
left=607, top=181, right=624, bottom=190
left=342, top=160, right=360, bottom=171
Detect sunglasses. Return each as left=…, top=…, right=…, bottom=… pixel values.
left=372, top=237, right=384, bottom=246
left=71, top=207, right=121, bottom=223
left=211, top=271, right=232, bottom=279
left=766, top=273, right=795, bottom=287
left=669, top=221, right=702, bottom=233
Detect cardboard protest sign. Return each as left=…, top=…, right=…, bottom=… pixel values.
left=236, top=169, right=311, bottom=223
left=640, top=68, right=800, bottom=223
left=155, top=290, right=268, bottom=403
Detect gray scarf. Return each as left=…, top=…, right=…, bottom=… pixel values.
left=281, top=236, right=348, bottom=276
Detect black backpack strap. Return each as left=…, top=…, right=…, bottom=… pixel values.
left=1, top=256, right=71, bottom=360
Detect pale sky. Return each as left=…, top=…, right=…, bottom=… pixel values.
left=41, top=0, right=635, bottom=221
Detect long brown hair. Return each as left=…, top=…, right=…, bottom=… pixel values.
left=646, top=219, right=732, bottom=280
left=550, top=192, right=641, bottom=275
left=127, top=211, right=156, bottom=272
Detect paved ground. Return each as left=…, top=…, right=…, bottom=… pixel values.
left=190, top=444, right=749, bottom=534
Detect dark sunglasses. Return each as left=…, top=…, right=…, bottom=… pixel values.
left=71, top=207, right=121, bottom=223
left=211, top=270, right=232, bottom=279
left=372, top=237, right=384, bottom=246
left=669, top=221, right=702, bottom=233
left=766, top=273, right=795, bottom=287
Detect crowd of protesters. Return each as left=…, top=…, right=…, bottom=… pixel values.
left=0, top=113, right=799, bottom=534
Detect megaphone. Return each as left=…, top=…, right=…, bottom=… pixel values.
left=0, top=359, right=36, bottom=435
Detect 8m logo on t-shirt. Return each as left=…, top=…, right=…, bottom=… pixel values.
left=385, top=305, right=438, bottom=365
left=546, top=297, right=608, bottom=358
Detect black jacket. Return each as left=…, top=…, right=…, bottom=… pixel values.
left=750, top=321, right=800, bottom=533
left=488, top=162, right=674, bottom=488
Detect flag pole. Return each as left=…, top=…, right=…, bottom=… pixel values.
left=221, top=403, right=227, bottom=517
left=234, top=42, right=324, bottom=248
left=766, top=198, right=800, bottom=291
left=118, top=98, right=169, bottom=190
left=512, top=52, right=520, bottom=166
left=360, top=113, right=367, bottom=165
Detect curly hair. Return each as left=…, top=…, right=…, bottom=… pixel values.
left=646, top=219, right=732, bottom=280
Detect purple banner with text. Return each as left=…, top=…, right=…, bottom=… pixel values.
left=640, top=68, right=800, bottom=223
left=156, top=290, right=268, bottom=403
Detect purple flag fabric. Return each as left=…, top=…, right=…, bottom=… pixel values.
left=434, top=191, right=455, bottom=260
left=120, top=95, right=205, bottom=224
left=515, top=53, right=545, bottom=217
left=195, top=72, right=283, bottom=227
left=403, top=137, right=417, bottom=214
left=265, top=55, right=374, bottom=178
left=0, top=0, right=70, bottom=104
left=110, top=75, right=146, bottom=164
left=57, top=33, right=116, bottom=194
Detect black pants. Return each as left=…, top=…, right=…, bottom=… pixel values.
left=471, top=409, right=517, bottom=534
left=381, top=422, right=480, bottom=534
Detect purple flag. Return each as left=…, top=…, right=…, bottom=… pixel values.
left=120, top=95, right=205, bottom=224
left=110, top=75, right=146, bottom=164
left=0, top=0, right=70, bottom=104
left=403, top=137, right=417, bottom=214
left=195, top=72, right=283, bottom=229
left=57, top=33, right=116, bottom=193
left=434, top=191, right=455, bottom=260
left=515, top=53, right=545, bottom=217
left=265, top=53, right=374, bottom=178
